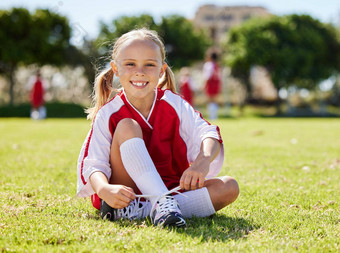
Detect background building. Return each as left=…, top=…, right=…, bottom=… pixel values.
left=194, top=5, right=271, bottom=46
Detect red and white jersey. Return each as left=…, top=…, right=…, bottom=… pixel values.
left=77, top=88, right=224, bottom=197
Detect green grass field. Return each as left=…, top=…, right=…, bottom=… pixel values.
left=0, top=117, right=339, bottom=252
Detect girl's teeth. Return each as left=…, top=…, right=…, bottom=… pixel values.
left=133, top=82, right=146, bottom=87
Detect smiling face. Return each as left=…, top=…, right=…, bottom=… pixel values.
left=111, top=38, right=167, bottom=107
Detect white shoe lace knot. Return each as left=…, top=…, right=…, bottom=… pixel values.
left=117, top=198, right=149, bottom=220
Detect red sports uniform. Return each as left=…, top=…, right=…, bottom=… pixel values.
left=179, top=80, right=193, bottom=105
left=30, top=79, right=44, bottom=108
left=77, top=88, right=224, bottom=210
left=204, top=62, right=221, bottom=98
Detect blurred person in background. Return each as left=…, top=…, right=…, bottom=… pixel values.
left=203, top=51, right=221, bottom=120
left=29, top=70, right=46, bottom=120
left=179, top=67, right=196, bottom=106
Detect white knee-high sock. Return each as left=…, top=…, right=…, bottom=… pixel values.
left=174, top=187, right=215, bottom=218
left=120, top=138, right=168, bottom=206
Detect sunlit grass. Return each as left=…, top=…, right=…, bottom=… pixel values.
left=0, top=117, right=339, bottom=252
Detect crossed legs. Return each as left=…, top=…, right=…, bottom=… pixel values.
left=109, top=118, right=239, bottom=215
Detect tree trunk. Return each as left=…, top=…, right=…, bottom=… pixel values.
left=275, top=98, right=282, bottom=115
left=239, top=79, right=252, bottom=116
left=8, top=65, right=15, bottom=106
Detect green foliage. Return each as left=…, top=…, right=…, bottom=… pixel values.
left=0, top=8, right=71, bottom=69
left=30, top=9, right=71, bottom=66
left=96, top=14, right=211, bottom=69
left=159, top=15, right=211, bottom=68
left=224, top=14, right=340, bottom=91
left=0, top=8, right=73, bottom=105
left=0, top=118, right=339, bottom=252
left=99, top=14, right=158, bottom=41
left=63, top=42, right=98, bottom=86
left=0, top=8, right=33, bottom=69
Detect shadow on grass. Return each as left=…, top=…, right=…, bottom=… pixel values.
left=181, top=214, right=258, bottom=242
left=92, top=210, right=258, bottom=242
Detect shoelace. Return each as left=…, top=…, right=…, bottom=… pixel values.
left=114, top=186, right=184, bottom=220
left=153, top=195, right=177, bottom=216
left=117, top=197, right=148, bottom=220
left=135, top=185, right=183, bottom=199
left=136, top=186, right=187, bottom=217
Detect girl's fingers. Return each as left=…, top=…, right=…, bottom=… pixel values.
left=181, top=169, right=206, bottom=190
left=112, top=192, right=133, bottom=209
left=122, top=187, right=135, bottom=200
left=181, top=173, right=192, bottom=190
left=111, top=198, right=130, bottom=209
left=179, top=173, right=186, bottom=189
left=198, top=174, right=205, bottom=188
left=190, top=175, right=198, bottom=190
left=106, top=187, right=135, bottom=209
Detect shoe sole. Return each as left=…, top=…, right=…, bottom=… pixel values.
left=155, top=214, right=186, bottom=228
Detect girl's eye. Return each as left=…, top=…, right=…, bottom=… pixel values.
left=146, top=63, right=155, bottom=67
left=125, top=63, right=134, bottom=66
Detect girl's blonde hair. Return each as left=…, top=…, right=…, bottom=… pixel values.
left=86, top=28, right=176, bottom=121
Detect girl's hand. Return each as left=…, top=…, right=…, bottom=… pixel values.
left=97, top=184, right=136, bottom=209
left=180, top=159, right=210, bottom=191
left=180, top=137, right=221, bottom=191
left=89, top=171, right=135, bottom=209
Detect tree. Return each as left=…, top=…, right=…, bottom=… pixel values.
left=63, top=41, right=99, bottom=88
left=224, top=14, right=340, bottom=111
left=100, top=14, right=158, bottom=39
left=96, top=14, right=211, bottom=70
left=0, top=8, right=72, bottom=105
left=158, top=15, right=211, bottom=69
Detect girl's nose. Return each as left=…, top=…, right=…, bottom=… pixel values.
left=134, top=67, right=145, bottom=75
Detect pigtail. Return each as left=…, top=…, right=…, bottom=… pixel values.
left=158, top=66, right=177, bottom=92
left=86, top=68, right=114, bottom=121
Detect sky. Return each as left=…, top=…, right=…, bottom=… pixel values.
left=1, top=0, right=340, bottom=44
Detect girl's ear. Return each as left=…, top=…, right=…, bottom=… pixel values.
left=159, top=63, right=167, bottom=78
left=110, top=61, right=119, bottom=77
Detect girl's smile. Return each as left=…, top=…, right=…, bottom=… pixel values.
left=130, top=81, right=148, bottom=87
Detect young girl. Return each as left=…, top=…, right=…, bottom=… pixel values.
left=77, top=28, right=239, bottom=228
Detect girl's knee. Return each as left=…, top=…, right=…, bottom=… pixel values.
left=224, top=177, right=239, bottom=203
left=116, top=118, right=141, bottom=131
left=206, top=176, right=239, bottom=210
left=114, top=118, right=143, bottom=145
left=216, top=176, right=239, bottom=205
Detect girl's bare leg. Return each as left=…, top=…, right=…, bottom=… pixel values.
left=109, top=118, right=142, bottom=193
left=204, top=176, right=239, bottom=211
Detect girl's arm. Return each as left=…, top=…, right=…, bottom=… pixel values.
left=180, top=137, right=221, bottom=191
left=89, top=171, right=135, bottom=209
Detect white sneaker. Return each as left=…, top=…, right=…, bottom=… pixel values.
left=150, top=195, right=186, bottom=228
left=100, top=198, right=151, bottom=221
